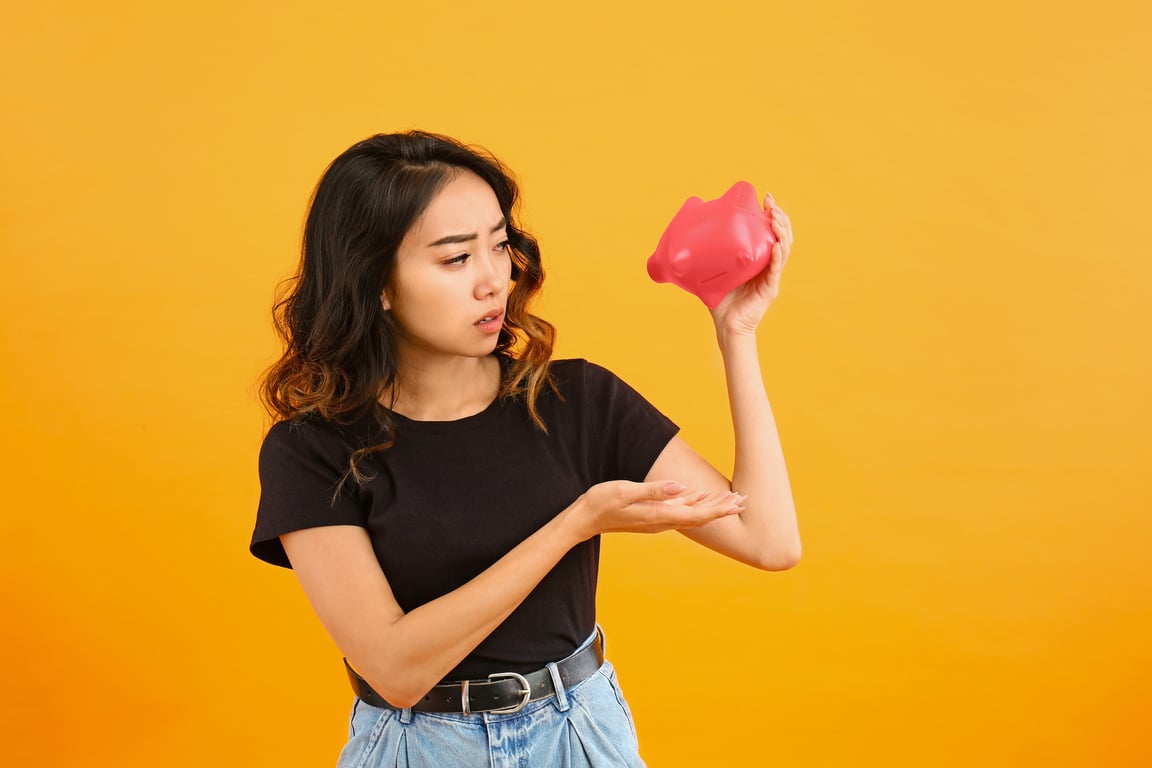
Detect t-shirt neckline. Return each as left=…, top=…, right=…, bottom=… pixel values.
left=386, top=395, right=508, bottom=434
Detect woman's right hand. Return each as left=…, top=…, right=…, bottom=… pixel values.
left=568, top=480, right=745, bottom=540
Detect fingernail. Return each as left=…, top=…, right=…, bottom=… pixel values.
left=663, top=482, right=686, bottom=494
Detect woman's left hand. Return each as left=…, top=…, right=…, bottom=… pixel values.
left=709, top=194, right=793, bottom=337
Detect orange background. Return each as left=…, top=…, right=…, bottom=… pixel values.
left=2, top=1, right=1149, bottom=765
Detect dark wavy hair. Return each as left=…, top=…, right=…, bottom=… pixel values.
left=261, top=131, right=556, bottom=483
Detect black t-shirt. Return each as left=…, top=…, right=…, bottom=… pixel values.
left=251, top=358, right=679, bottom=681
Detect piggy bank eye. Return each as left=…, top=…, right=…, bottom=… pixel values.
left=669, top=248, right=693, bottom=277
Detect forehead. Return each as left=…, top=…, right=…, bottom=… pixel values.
left=408, top=170, right=504, bottom=244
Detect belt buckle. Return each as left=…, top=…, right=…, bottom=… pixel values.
left=485, top=671, right=532, bottom=714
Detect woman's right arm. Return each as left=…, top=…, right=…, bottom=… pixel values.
left=281, top=480, right=742, bottom=708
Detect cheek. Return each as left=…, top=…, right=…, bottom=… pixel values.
left=391, top=278, right=462, bottom=336
left=387, top=268, right=434, bottom=310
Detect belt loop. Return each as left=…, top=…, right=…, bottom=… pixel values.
left=547, top=661, right=570, bottom=712
left=398, top=706, right=413, bottom=725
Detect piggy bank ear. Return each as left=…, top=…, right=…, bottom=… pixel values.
left=720, top=180, right=762, bottom=212
left=669, top=195, right=704, bottom=223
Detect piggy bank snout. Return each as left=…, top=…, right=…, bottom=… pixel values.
left=646, top=248, right=671, bottom=282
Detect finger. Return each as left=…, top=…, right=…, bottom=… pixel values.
left=755, top=256, right=779, bottom=292
left=771, top=223, right=793, bottom=254
left=769, top=222, right=792, bottom=261
left=772, top=243, right=784, bottom=272
left=679, top=494, right=746, bottom=526
left=772, top=216, right=792, bottom=244
left=765, top=252, right=783, bottom=294
left=693, top=490, right=744, bottom=507
left=627, top=480, right=688, bottom=502
left=775, top=239, right=790, bottom=268
left=660, top=490, right=710, bottom=507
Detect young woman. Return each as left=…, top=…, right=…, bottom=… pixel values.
left=251, top=130, right=799, bottom=767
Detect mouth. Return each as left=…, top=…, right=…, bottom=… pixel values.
left=475, top=309, right=504, bottom=332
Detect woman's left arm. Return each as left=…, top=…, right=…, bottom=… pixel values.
left=645, top=195, right=800, bottom=570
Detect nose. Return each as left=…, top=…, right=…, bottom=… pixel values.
left=474, top=247, right=509, bottom=300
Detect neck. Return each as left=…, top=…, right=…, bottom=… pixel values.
left=385, top=352, right=502, bottom=421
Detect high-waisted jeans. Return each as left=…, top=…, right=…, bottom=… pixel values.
left=335, top=633, right=645, bottom=768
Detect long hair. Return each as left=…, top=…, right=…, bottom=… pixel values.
left=261, top=131, right=555, bottom=484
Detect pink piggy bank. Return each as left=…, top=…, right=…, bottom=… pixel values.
left=647, top=180, right=777, bottom=308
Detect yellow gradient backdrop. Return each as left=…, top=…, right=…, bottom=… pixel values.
left=2, top=1, right=1149, bottom=765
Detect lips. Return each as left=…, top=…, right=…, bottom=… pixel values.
left=474, top=309, right=504, bottom=334
left=475, top=308, right=504, bottom=325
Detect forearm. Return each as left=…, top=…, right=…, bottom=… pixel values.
left=352, top=507, right=587, bottom=707
left=289, top=480, right=734, bottom=707
left=719, top=330, right=800, bottom=568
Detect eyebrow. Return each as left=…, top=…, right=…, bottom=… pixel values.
left=427, top=218, right=507, bottom=248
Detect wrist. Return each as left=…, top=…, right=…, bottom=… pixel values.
left=715, top=326, right=759, bottom=355
left=554, top=499, right=595, bottom=547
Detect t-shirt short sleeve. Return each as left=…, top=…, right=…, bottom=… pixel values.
left=577, top=360, right=679, bottom=483
left=250, top=419, right=369, bottom=568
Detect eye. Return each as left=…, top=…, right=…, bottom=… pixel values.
left=442, top=253, right=469, bottom=266
left=495, top=240, right=510, bottom=252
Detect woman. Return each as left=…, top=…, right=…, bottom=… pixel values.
left=251, top=130, right=799, bottom=767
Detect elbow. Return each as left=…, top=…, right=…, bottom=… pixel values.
left=379, top=689, right=424, bottom=710
left=351, top=659, right=433, bottom=710
left=360, top=672, right=429, bottom=710
left=753, top=540, right=801, bottom=571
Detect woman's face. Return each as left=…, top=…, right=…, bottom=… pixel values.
left=383, top=170, right=512, bottom=363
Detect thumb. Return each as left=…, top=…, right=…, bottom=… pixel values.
left=609, top=479, right=687, bottom=504
left=651, top=481, right=686, bottom=499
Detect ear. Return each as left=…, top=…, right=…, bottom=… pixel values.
left=380, top=288, right=392, bottom=311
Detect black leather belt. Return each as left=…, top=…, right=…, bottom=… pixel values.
left=344, top=631, right=605, bottom=715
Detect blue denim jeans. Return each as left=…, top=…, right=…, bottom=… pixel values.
left=335, top=635, right=645, bottom=768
